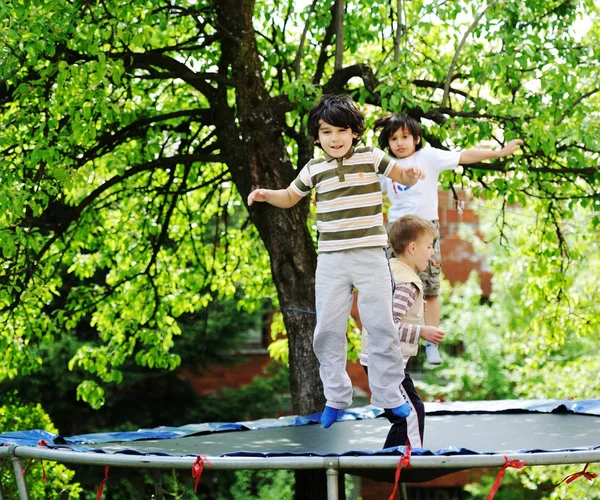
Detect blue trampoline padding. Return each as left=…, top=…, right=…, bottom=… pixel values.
left=424, top=398, right=600, bottom=416
left=1, top=399, right=599, bottom=457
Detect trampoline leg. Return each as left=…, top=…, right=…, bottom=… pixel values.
left=152, top=469, right=164, bottom=500
left=10, top=457, right=30, bottom=500
left=0, top=471, right=4, bottom=500
left=326, top=468, right=339, bottom=500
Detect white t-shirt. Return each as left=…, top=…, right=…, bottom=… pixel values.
left=381, top=147, right=461, bottom=222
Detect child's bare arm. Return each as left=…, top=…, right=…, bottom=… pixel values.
left=420, top=325, right=445, bottom=344
left=387, top=164, right=425, bottom=187
left=247, top=186, right=303, bottom=208
left=459, top=139, right=523, bottom=165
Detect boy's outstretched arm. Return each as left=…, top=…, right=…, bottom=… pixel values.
left=387, top=164, right=426, bottom=187
left=459, top=139, right=523, bottom=165
left=247, top=186, right=303, bottom=208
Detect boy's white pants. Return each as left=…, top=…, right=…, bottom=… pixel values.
left=313, top=247, right=406, bottom=410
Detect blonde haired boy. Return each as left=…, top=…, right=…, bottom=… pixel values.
left=360, top=214, right=445, bottom=447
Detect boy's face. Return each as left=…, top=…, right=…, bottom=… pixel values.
left=389, top=126, right=420, bottom=159
left=317, top=120, right=357, bottom=158
left=413, top=234, right=435, bottom=272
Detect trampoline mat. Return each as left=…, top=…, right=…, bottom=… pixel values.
left=3, top=400, right=600, bottom=484
left=78, top=412, right=600, bottom=456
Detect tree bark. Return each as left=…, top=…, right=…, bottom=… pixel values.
left=335, top=0, right=345, bottom=70
left=213, top=2, right=328, bottom=497
left=212, top=0, right=324, bottom=415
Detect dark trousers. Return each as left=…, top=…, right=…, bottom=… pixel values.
left=363, top=365, right=425, bottom=448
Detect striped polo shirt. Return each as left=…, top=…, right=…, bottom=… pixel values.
left=290, top=146, right=397, bottom=253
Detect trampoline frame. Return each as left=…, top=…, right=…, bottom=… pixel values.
left=2, top=444, right=600, bottom=500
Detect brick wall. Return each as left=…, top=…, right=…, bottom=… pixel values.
left=181, top=354, right=273, bottom=396
left=438, top=190, right=491, bottom=296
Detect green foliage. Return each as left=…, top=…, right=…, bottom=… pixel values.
left=417, top=196, right=600, bottom=404
left=197, top=362, right=290, bottom=422
left=473, top=199, right=600, bottom=401
left=0, top=393, right=82, bottom=499
left=418, top=273, right=519, bottom=401
left=1, top=0, right=598, bottom=424
left=412, top=198, right=600, bottom=497
left=465, top=464, right=600, bottom=499
left=215, top=470, right=295, bottom=500
left=0, top=295, right=277, bottom=436
left=464, top=469, right=541, bottom=500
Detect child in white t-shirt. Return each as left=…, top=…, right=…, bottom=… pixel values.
left=374, top=113, right=522, bottom=365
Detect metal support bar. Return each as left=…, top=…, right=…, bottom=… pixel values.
left=10, top=456, right=30, bottom=500
left=1, top=443, right=600, bottom=500
left=152, top=469, right=164, bottom=500
left=0, top=470, right=5, bottom=500
left=326, top=468, right=339, bottom=500
left=5, top=445, right=600, bottom=470
left=325, top=458, right=339, bottom=500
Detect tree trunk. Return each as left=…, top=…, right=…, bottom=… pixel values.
left=213, top=1, right=328, bottom=497
left=212, top=0, right=324, bottom=415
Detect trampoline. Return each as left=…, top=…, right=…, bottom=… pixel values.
left=2, top=399, right=600, bottom=499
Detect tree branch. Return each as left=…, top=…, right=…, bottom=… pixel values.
left=334, top=0, right=345, bottom=70
left=311, top=3, right=337, bottom=85
left=12, top=154, right=222, bottom=304
left=393, top=0, right=403, bottom=63
left=294, top=0, right=319, bottom=76
left=441, top=0, right=499, bottom=108
left=557, top=87, right=600, bottom=124
left=79, top=109, right=212, bottom=165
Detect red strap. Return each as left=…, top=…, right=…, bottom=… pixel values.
left=41, top=460, right=47, bottom=483
left=17, top=458, right=46, bottom=483
left=545, top=463, right=597, bottom=491
left=388, top=446, right=411, bottom=500
left=19, top=459, right=34, bottom=478
left=487, top=455, right=526, bottom=500
left=38, top=439, right=49, bottom=482
left=192, top=455, right=212, bottom=493
left=96, top=465, right=110, bottom=500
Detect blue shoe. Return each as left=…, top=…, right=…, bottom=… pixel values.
left=390, top=403, right=411, bottom=418
left=321, top=406, right=339, bottom=428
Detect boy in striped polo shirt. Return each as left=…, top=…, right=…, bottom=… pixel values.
left=247, top=94, right=425, bottom=428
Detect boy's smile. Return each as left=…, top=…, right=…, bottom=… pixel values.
left=317, top=120, right=356, bottom=158
left=389, top=126, right=420, bottom=159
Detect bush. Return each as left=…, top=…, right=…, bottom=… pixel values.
left=0, top=392, right=82, bottom=499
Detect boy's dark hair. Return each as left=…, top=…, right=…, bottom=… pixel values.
left=374, top=113, right=424, bottom=155
left=307, top=94, right=365, bottom=147
left=389, top=215, right=436, bottom=255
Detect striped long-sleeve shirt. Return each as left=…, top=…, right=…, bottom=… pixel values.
left=393, top=282, right=422, bottom=344
left=359, top=281, right=422, bottom=367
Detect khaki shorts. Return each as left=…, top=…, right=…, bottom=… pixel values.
left=387, top=219, right=441, bottom=297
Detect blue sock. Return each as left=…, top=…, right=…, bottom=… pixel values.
left=390, top=403, right=411, bottom=418
left=321, top=406, right=339, bottom=428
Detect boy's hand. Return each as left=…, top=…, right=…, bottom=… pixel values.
left=247, top=188, right=269, bottom=206
left=420, top=325, right=445, bottom=344
left=498, top=139, right=523, bottom=157
left=404, top=166, right=426, bottom=180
